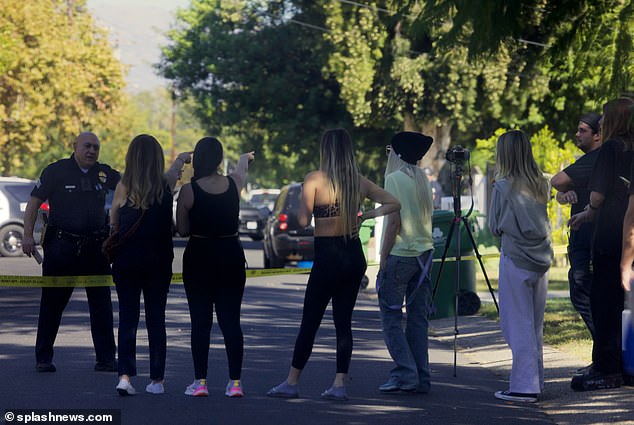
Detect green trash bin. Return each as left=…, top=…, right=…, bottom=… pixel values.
left=430, top=210, right=480, bottom=319
left=359, top=218, right=375, bottom=259
left=359, top=218, right=375, bottom=289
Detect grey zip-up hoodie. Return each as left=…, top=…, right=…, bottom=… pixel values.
left=488, top=178, right=553, bottom=273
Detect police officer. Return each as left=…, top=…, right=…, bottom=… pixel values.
left=22, top=132, right=119, bottom=373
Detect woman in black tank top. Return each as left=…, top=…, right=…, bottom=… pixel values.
left=176, top=137, right=254, bottom=398
left=109, top=134, right=191, bottom=396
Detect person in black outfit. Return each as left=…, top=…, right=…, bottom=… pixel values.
left=109, top=134, right=192, bottom=396
left=22, top=132, right=119, bottom=373
left=619, top=103, right=634, bottom=385
left=569, top=97, right=634, bottom=391
left=551, top=112, right=602, bottom=342
left=176, top=137, right=254, bottom=398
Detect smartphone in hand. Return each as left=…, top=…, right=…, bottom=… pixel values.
left=32, top=249, right=43, bottom=264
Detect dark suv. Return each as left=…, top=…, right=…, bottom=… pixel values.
left=238, top=200, right=269, bottom=241
left=263, top=183, right=314, bottom=268
left=0, top=177, right=44, bottom=257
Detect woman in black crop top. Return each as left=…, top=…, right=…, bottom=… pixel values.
left=267, top=128, right=399, bottom=400
left=176, top=137, right=254, bottom=398
left=109, top=134, right=191, bottom=396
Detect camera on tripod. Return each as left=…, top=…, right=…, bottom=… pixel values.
left=445, top=146, right=470, bottom=163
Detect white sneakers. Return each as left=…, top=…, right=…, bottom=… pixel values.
left=116, top=379, right=136, bottom=396
left=116, top=379, right=165, bottom=396
left=145, top=382, right=165, bottom=394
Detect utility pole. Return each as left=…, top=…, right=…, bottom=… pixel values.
left=170, top=87, right=178, bottom=163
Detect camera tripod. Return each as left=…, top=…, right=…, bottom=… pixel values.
left=431, top=164, right=499, bottom=377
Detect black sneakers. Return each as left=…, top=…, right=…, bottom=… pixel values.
left=94, top=360, right=118, bottom=372
left=35, top=362, right=56, bottom=372
left=570, top=366, right=623, bottom=391
left=494, top=390, right=538, bottom=403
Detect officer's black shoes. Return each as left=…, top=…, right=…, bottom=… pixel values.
left=36, top=362, right=56, bottom=372
left=94, top=360, right=118, bottom=372
left=570, top=366, right=623, bottom=391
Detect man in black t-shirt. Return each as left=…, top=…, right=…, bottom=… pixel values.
left=551, top=113, right=602, bottom=342
left=22, top=132, right=120, bottom=373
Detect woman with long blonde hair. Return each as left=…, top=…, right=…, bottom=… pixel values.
left=110, top=134, right=191, bottom=396
left=268, top=128, right=400, bottom=400
left=489, top=130, right=552, bottom=403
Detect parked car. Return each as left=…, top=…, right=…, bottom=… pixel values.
left=0, top=177, right=44, bottom=257
left=247, top=188, right=280, bottom=212
left=263, top=183, right=314, bottom=268
left=238, top=200, right=269, bottom=241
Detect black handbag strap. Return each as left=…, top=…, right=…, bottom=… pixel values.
left=117, top=208, right=146, bottom=243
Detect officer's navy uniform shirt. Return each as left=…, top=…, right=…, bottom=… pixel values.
left=31, top=153, right=120, bottom=234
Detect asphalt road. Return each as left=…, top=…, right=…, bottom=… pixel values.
left=0, top=236, right=559, bottom=425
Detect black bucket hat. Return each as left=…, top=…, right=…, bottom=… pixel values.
left=390, top=131, right=434, bottom=165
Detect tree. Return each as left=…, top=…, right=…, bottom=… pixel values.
left=98, top=88, right=206, bottom=173
left=159, top=0, right=358, bottom=186
left=414, top=0, right=633, bottom=135
left=323, top=1, right=533, bottom=173
left=0, top=0, right=127, bottom=177
left=159, top=0, right=631, bottom=186
left=324, top=0, right=632, bottom=173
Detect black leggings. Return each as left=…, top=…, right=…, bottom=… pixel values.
left=183, top=237, right=246, bottom=380
left=292, top=236, right=366, bottom=373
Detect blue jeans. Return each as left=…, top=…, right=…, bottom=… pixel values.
left=377, top=251, right=433, bottom=392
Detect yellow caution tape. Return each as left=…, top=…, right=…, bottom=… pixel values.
left=0, top=268, right=312, bottom=288
left=0, top=245, right=568, bottom=288
left=0, top=275, right=115, bottom=288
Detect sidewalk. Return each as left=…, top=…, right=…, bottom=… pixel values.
left=431, top=314, right=634, bottom=425
left=0, top=274, right=632, bottom=425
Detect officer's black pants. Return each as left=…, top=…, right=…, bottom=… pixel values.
left=36, top=237, right=116, bottom=364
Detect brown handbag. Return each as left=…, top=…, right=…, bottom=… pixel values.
left=102, top=209, right=145, bottom=263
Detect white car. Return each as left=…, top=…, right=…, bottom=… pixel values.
left=0, top=177, right=44, bottom=257
left=246, top=188, right=280, bottom=213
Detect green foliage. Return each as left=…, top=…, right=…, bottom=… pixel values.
left=98, top=88, right=206, bottom=173
left=159, top=0, right=356, bottom=187
left=158, top=0, right=630, bottom=187
left=414, top=0, right=633, bottom=139
left=0, top=0, right=127, bottom=177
